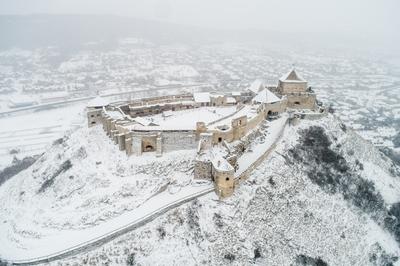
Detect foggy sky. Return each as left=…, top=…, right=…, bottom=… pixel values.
left=1, top=0, right=399, bottom=51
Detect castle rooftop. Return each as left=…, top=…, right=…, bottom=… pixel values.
left=279, top=69, right=306, bottom=83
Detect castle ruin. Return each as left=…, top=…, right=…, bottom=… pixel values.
left=87, top=69, right=324, bottom=198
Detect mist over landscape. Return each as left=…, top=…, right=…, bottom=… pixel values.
left=0, top=1, right=400, bottom=266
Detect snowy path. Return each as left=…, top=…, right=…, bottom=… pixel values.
left=235, top=114, right=288, bottom=178
left=1, top=183, right=214, bottom=265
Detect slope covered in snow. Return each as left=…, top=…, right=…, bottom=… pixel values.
left=44, top=114, right=400, bottom=266
left=0, top=124, right=204, bottom=260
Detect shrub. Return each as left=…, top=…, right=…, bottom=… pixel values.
left=157, top=226, right=166, bottom=239
left=0, top=156, right=37, bottom=187
left=379, top=147, right=400, bottom=167
left=224, top=253, right=235, bottom=262
left=384, top=203, right=400, bottom=245
left=295, top=254, right=327, bottom=266
left=268, top=176, right=276, bottom=186
left=213, top=213, right=224, bottom=228
left=290, top=127, right=385, bottom=217
left=352, top=178, right=385, bottom=215
left=52, top=137, right=64, bottom=146
left=38, top=160, right=72, bottom=193
left=254, top=247, right=262, bottom=259
left=369, top=243, right=398, bottom=266
left=9, top=148, right=19, bottom=155
left=393, top=133, right=400, bottom=148
left=186, top=200, right=203, bottom=242
left=339, top=123, right=347, bottom=132
left=327, top=105, right=335, bottom=114
left=126, top=253, right=136, bottom=266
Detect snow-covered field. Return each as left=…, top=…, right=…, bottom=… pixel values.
left=0, top=103, right=85, bottom=169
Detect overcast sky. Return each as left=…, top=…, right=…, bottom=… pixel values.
left=1, top=0, right=399, bottom=49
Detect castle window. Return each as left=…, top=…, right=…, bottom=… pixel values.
left=91, top=121, right=96, bottom=124
left=218, top=137, right=222, bottom=143
left=225, top=177, right=230, bottom=181
left=294, top=101, right=300, bottom=105
left=90, top=114, right=95, bottom=117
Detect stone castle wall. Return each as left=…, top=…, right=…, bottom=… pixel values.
left=87, top=108, right=103, bottom=127
left=212, top=165, right=235, bottom=198
left=278, top=80, right=308, bottom=94
left=162, top=131, right=197, bottom=152
left=286, top=93, right=316, bottom=109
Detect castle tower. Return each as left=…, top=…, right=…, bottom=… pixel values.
left=278, top=69, right=316, bottom=109
left=278, top=68, right=308, bottom=94
left=212, top=157, right=235, bottom=198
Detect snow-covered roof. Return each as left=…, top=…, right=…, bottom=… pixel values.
left=252, top=88, right=281, bottom=104
left=279, top=69, right=306, bottom=83
left=193, top=92, right=211, bottom=103
left=87, top=96, right=109, bottom=108
left=106, top=110, right=124, bottom=120
left=133, top=117, right=158, bottom=126
left=211, top=156, right=234, bottom=172
left=162, top=110, right=174, bottom=117
left=226, top=97, right=236, bottom=104
left=247, top=79, right=265, bottom=94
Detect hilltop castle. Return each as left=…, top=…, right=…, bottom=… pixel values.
left=87, top=69, right=324, bottom=197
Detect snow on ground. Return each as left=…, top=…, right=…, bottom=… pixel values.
left=235, top=114, right=287, bottom=177
left=284, top=115, right=400, bottom=205
left=0, top=103, right=85, bottom=169
left=134, top=106, right=237, bottom=131
left=51, top=114, right=400, bottom=266
left=0, top=123, right=212, bottom=260
left=209, top=105, right=258, bottom=130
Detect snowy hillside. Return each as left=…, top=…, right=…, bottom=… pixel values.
left=41, top=114, right=400, bottom=266
left=1, top=114, right=400, bottom=265
left=0, top=124, right=201, bottom=260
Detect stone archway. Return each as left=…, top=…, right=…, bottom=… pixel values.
left=142, top=136, right=157, bottom=153
left=144, top=144, right=155, bottom=152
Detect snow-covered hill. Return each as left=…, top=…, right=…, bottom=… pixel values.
left=1, top=114, right=400, bottom=265
left=0, top=125, right=200, bottom=260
